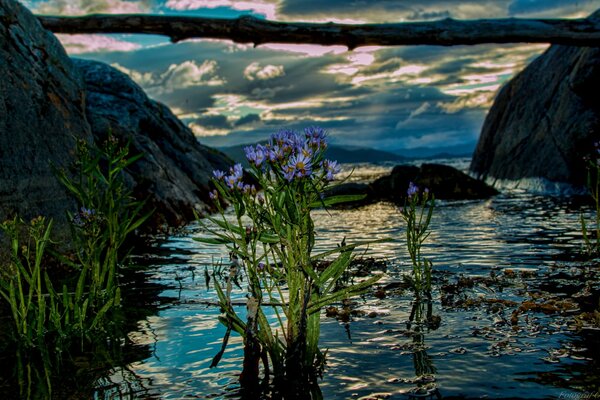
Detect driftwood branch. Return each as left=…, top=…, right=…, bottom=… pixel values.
left=37, top=14, right=600, bottom=48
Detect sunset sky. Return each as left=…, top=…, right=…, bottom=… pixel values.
left=23, top=0, right=600, bottom=154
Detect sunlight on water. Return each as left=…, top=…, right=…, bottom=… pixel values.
left=116, top=162, right=598, bottom=399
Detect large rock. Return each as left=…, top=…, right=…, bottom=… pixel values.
left=73, top=59, right=231, bottom=228
left=327, top=163, right=497, bottom=206
left=371, top=164, right=498, bottom=203
left=0, top=0, right=232, bottom=235
left=0, top=0, right=92, bottom=228
left=470, top=11, right=600, bottom=189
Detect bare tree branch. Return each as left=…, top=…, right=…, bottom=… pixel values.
left=36, top=14, right=600, bottom=48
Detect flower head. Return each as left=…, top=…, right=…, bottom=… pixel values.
left=322, top=159, right=340, bottom=181
left=245, top=144, right=266, bottom=167
left=284, top=153, right=312, bottom=181
left=209, top=190, right=218, bottom=200
left=225, top=164, right=244, bottom=190
left=305, top=126, right=327, bottom=151
left=212, top=170, right=226, bottom=180
left=407, top=182, right=419, bottom=198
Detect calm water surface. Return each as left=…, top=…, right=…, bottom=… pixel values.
left=99, top=160, right=599, bottom=399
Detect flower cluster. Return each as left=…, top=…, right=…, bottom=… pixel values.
left=72, top=206, right=99, bottom=228
left=213, top=164, right=257, bottom=195
left=407, top=181, right=429, bottom=198
left=249, top=127, right=339, bottom=183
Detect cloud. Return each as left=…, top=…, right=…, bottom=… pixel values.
left=158, top=60, right=226, bottom=92
left=112, top=60, right=226, bottom=95
left=164, top=0, right=279, bottom=19
left=235, top=113, right=262, bottom=127
left=25, top=0, right=151, bottom=15
left=57, top=34, right=141, bottom=54
left=244, top=62, right=286, bottom=81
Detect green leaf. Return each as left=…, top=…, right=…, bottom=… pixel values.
left=258, top=232, right=280, bottom=244
left=193, top=237, right=233, bottom=245
left=318, top=249, right=353, bottom=289
left=308, top=274, right=383, bottom=315
left=309, top=194, right=367, bottom=208
left=208, top=216, right=243, bottom=236
left=311, top=238, right=392, bottom=261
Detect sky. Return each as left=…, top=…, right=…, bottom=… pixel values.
left=23, top=0, right=600, bottom=154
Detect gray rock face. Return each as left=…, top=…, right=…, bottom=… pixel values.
left=325, top=163, right=497, bottom=207
left=72, top=59, right=231, bottom=228
left=0, top=0, right=231, bottom=233
left=0, top=0, right=92, bottom=227
left=470, top=11, right=600, bottom=188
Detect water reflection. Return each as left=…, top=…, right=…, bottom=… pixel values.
left=6, top=166, right=592, bottom=399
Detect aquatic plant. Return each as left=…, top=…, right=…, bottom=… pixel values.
left=581, top=142, right=600, bottom=256
left=198, top=127, right=384, bottom=391
left=401, top=182, right=435, bottom=299
left=0, top=135, right=150, bottom=353
left=56, top=135, right=151, bottom=313
left=0, top=217, right=58, bottom=348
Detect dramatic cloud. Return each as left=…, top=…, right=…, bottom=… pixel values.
left=57, top=34, right=141, bottom=54
left=24, top=0, right=151, bottom=15
left=164, top=0, right=279, bottom=19
left=24, top=0, right=588, bottom=154
left=113, top=60, right=226, bottom=95
left=244, top=62, right=286, bottom=81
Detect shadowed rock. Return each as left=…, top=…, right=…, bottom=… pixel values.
left=0, top=0, right=92, bottom=229
left=73, top=59, right=232, bottom=228
left=326, top=164, right=497, bottom=206
left=470, top=10, right=600, bottom=188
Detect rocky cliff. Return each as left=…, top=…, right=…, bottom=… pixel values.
left=470, top=11, right=600, bottom=189
left=0, top=0, right=91, bottom=228
left=0, top=0, right=230, bottom=233
left=73, top=59, right=231, bottom=228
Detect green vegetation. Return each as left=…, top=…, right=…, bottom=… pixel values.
left=581, top=145, right=600, bottom=256
left=401, top=182, right=435, bottom=300
left=0, top=134, right=150, bottom=374
left=198, top=128, right=385, bottom=392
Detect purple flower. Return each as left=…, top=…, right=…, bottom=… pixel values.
left=225, top=164, right=244, bottom=190
left=242, top=184, right=257, bottom=196
left=209, top=190, right=218, bottom=200
left=407, top=182, right=419, bottom=197
left=244, top=145, right=266, bottom=167
left=212, top=170, right=226, bottom=180
left=72, top=206, right=96, bottom=227
left=322, top=159, right=340, bottom=181
left=305, top=126, right=327, bottom=150
left=266, top=145, right=284, bottom=162
left=257, top=262, right=266, bottom=271
left=284, top=153, right=312, bottom=181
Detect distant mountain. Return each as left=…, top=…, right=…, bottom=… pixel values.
left=218, top=144, right=406, bottom=166
left=393, top=143, right=475, bottom=159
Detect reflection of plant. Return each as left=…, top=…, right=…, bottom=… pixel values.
left=401, top=182, right=435, bottom=299
left=198, top=127, right=384, bottom=391
left=581, top=142, right=600, bottom=256
left=406, top=300, right=439, bottom=397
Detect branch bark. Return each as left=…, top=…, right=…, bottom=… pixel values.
left=36, top=14, right=600, bottom=48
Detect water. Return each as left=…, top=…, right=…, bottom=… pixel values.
left=10, top=159, right=600, bottom=399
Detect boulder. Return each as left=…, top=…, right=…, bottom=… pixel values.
left=0, top=0, right=232, bottom=235
left=371, top=164, right=498, bottom=203
left=72, top=59, right=232, bottom=228
left=470, top=10, right=600, bottom=189
left=328, top=164, right=497, bottom=206
left=0, top=0, right=92, bottom=229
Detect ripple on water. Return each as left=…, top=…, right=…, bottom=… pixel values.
left=120, top=173, right=597, bottom=399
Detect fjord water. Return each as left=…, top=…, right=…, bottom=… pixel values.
left=98, top=159, right=598, bottom=399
